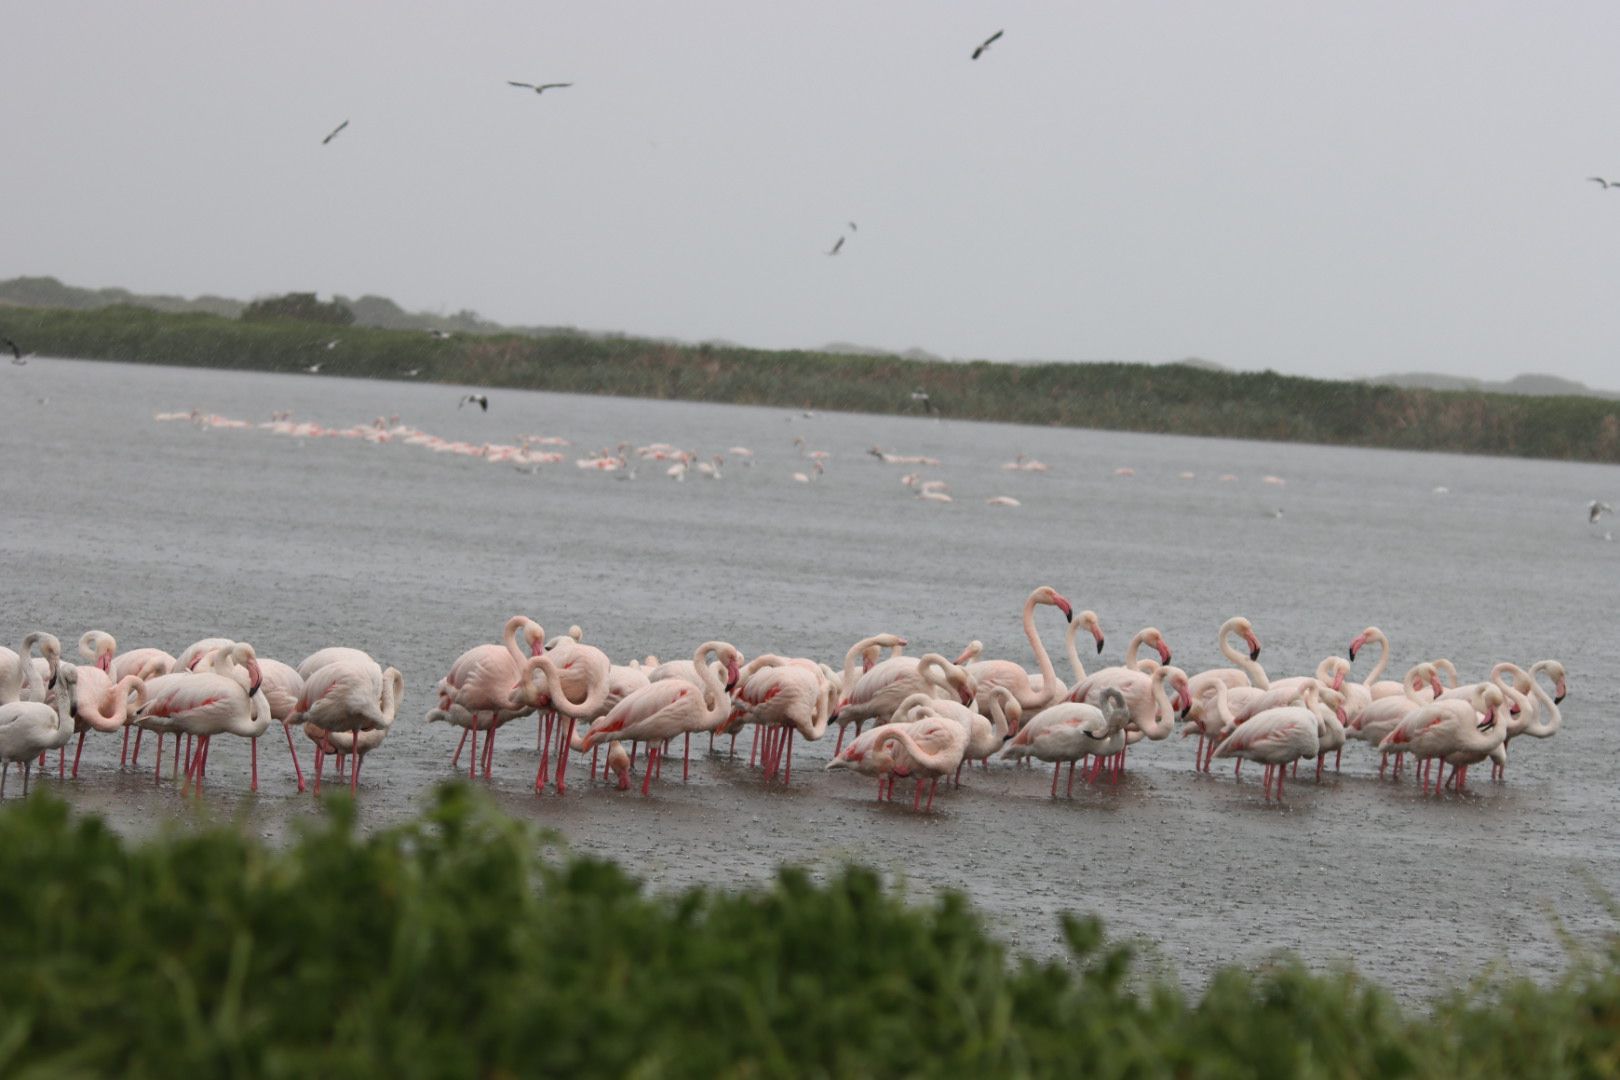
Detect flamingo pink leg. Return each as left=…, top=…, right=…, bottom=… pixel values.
left=783, top=730, right=794, bottom=785
left=251, top=737, right=259, bottom=792
left=555, top=718, right=576, bottom=794
left=283, top=724, right=306, bottom=792
left=468, top=718, right=479, bottom=779
left=452, top=726, right=469, bottom=767
left=641, top=747, right=659, bottom=796
left=683, top=732, right=691, bottom=783
left=71, top=731, right=87, bottom=779
left=1051, top=762, right=1061, bottom=798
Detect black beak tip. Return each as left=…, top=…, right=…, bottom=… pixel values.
left=1556, top=693, right=1566, bottom=704
left=1095, top=640, right=1105, bottom=655
left=1347, top=647, right=1357, bottom=661
left=1249, top=647, right=1262, bottom=661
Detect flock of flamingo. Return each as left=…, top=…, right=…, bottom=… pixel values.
left=0, top=588, right=1567, bottom=809
left=151, top=408, right=1291, bottom=506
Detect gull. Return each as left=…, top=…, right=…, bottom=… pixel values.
left=827, top=236, right=845, bottom=256
left=322, top=120, right=349, bottom=145
left=4, top=337, right=25, bottom=365
left=910, top=389, right=940, bottom=416
left=305, top=363, right=323, bottom=374
left=508, top=81, right=573, bottom=95
left=971, top=29, right=1004, bottom=60
left=1589, top=177, right=1615, bottom=189
left=459, top=394, right=489, bottom=412
left=1590, top=500, right=1614, bottom=524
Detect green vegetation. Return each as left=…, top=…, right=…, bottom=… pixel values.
left=239, top=292, right=354, bottom=327
left=5, top=301, right=1620, bottom=463
left=1, top=787, right=1618, bottom=1077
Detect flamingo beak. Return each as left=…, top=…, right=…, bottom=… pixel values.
left=725, top=660, right=741, bottom=692
left=1331, top=670, right=1345, bottom=692
left=1054, top=596, right=1073, bottom=622
left=1555, top=681, right=1567, bottom=704
left=1336, top=705, right=1348, bottom=725
left=1092, top=626, right=1106, bottom=654
left=247, top=659, right=263, bottom=698
left=958, top=684, right=974, bottom=707
left=1156, top=641, right=1173, bottom=665
left=1348, top=634, right=1365, bottom=661
left=98, top=655, right=112, bottom=673
left=1246, top=634, right=1262, bottom=662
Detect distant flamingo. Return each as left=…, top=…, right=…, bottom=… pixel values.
left=291, top=661, right=404, bottom=795
left=833, top=652, right=977, bottom=736
left=136, top=670, right=269, bottom=794
left=1343, top=663, right=1445, bottom=777
left=725, top=655, right=831, bottom=785
left=1379, top=684, right=1508, bottom=795
left=828, top=633, right=908, bottom=752
left=63, top=667, right=148, bottom=777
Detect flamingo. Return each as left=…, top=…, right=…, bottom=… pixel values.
left=63, top=667, right=148, bottom=778
left=579, top=641, right=742, bottom=796
left=0, top=632, right=61, bottom=705
left=0, top=666, right=79, bottom=795
left=291, top=661, right=404, bottom=795
left=297, top=646, right=384, bottom=681
left=1379, top=684, right=1508, bottom=795
left=174, top=637, right=236, bottom=672
left=832, top=652, right=976, bottom=736
left=1343, top=663, right=1445, bottom=778
left=826, top=722, right=909, bottom=801
left=77, top=630, right=116, bottom=672
left=513, top=647, right=610, bottom=793
left=962, top=585, right=1078, bottom=719
left=1001, top=687, right=1131, bottom=793
left=250, top=658, right=308, bottom=791
left=1212, top=683, right=1325, bottom=801
left=828, top=633, right=908, bottom=753
left=867, top=715, right=968, bottom=812
left=426, top=616, right=545, bottom=778
left=135, top=670, right=269, bottom=794
left=1187, top=617, right=1267, bottom=701
left=725, top=655, right=831, bottom=785
left=1069, top=635, right=1186, bottom=750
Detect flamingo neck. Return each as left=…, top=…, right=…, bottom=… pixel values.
left=1360, top=631, right=1391, bottom=687
left=1022, top=594, right=1060, bottom=707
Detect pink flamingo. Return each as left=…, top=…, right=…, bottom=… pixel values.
left=290, top=661, right=404, bottom=795
left=1379, top=684, right=1508, bottom=795
left=0, top=631, right=61, bottom=706
left=1212, top=683, right=1324, bottom=801
left=426, top=616, right=545, bottom=778
left=1343, top=663, right=1445, bottom=778
left=579, top=641, right=741, bottom=796
left=725, top=655, right=832, bottom=785
left=867, top=715, right=968, bottom=812
left=0, top=667, right=79, bottom=796
left=1002, top=687, right=1130, bottom=793
left=827, top=633, right=908, bottom=753
left=513, top=647, right=609, bottom=793
left=962, top=586, right=1082, bottom=719
left=63, top=666, right=148, bottom=777
left=135, top=670, right=269, bottom=794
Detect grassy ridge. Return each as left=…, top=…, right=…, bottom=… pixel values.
left=1, top=787, right=1618, bottom=1077
left=9, top=302, right=1620, bottom=463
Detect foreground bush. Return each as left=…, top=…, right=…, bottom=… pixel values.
left=0, top=788, right=1615, bottom=1077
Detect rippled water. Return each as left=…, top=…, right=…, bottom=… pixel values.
left=4, top=356, right=1618, bottom=1000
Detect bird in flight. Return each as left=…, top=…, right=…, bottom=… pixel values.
left=508, top=81, right=573, bottom=95
left=848, top=221, right=858, bottom=232
left=322, top=120, right=349, bottom=145
left=460, top=394, right=490, bottom=412
left=1589, top=177, right=1617, bottom=188
left=827, top=236, right=845, bottom=256
left=972, top=29, right=1004, bottom=60
left=3, top=337, right=24, bottom=364
left=1591, top=500, right=1614, bottom=524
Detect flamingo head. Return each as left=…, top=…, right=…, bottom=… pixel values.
left=724, top=654, right=742, bottom=693
left=953, top=640, right=983, bottom=666
left=1079, top=611, right=1105, bottom=654
left=1037, top=587, right=1074, bottom=622
left=1241, top=627, right=1261, bottom=662
left=246, top=657, right=263, bottom=698
left=1147, top=629, right=1173, bottom=666
left=1547, top=662, right=1568, bottom=704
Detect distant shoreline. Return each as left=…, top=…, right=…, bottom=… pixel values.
left=6, top=302, right=1619, bottom=464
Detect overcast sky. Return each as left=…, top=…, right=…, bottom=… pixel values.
left=8, top=2, right=1620, bottom=385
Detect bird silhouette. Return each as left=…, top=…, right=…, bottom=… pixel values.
left=305, top=363, right=323, bottom=374
left=1591, top=500, right=1614, bottom=524
left=848, top=221, right=858, bottom=232
left=972, top=29, right=1004, bottom=60
left=322, top=120, right=349, bottom=145
left=508, top=81, right=573, bottom=95
left=459, top=394, right=489, bottom=412
left=827, top=236, right=845, bottom=256
left=3, top=337, right=24, bottom=364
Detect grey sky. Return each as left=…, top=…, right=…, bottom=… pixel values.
left=8, top=2, right=1620, bottom=385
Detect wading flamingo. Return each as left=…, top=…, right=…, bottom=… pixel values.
left=1001, top=688, right=1130, bottom=793
left=0, top=666, right=78, bottom=795
left=963, top=586, right=1079, bottom=719
left=426, top=616, right=545, bottom=778
left=1212, top=682, right=1324, bottom=802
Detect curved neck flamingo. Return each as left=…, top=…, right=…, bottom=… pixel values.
left=839, top=634, right=906, bottom=692
left=1060, top=610, right=1106, bottom=686
left=1349, top=627, right=1391, bottom=688
left=1216, top=617, right=1267, bottom=689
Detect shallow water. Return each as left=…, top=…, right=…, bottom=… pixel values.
left=3, top=356, right=1618, bottom=1001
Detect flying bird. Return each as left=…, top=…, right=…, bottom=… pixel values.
left=971, top=29, right=1004, bottom=60
left=3, top=337, right=24, bottom=364
left=459, top=394, right=489, bottom=412
left=1589, top=177, right=1615, bottom=189
left=827, top=236, right=845, bottom=256
left=322, top=120, right=349, bottom=145
left=508, top=81, right=573, bottom=95
left=1591, top=500, right=1614, bottom=524
left=848, top=221, right=858, bottom=232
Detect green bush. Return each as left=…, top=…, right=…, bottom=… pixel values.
left=2, top=788, right=1619, bottom=1077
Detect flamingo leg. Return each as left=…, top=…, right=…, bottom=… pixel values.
left=555, top=718, right=576, bottom=794
left=173, top=733, right=181, bottom=778
left=833, top=724, right=845, bottom=755
left=1334, top=748, right=1341, bottom=772
left=251, top=737, right=259, bottom=792
left=749, top=726, right=759, bottom=768
left=71, top=731, right=87, bottom=779
left=683, top=732, right=691, bottom=783
left=1051, top=762, right=1060, bottom=798
left=314, top=745, right=324, bottom=795
left=154, top=733, right=164, bottom=782
left=120, top=726, right=131, bottom=769
left=468, top=717, right=479, bottom=780
left=1067, top=760, right=1076, bottom=797
left=351, top=739, right=361, bottom=794
left=452, top=725, right=468, bottom=768
left=641, top=747, right=658, bottom=796
left=482, top=723, right=497, bottom=779
left=912, top=778, right=923, bottom=811
left=283, top=724, right=306, bottom=792
left=925, top=777, right=938, bottom=812
left=783, top=730, right=794, bottom=785
left=132, top=726, right=144, bottom=767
